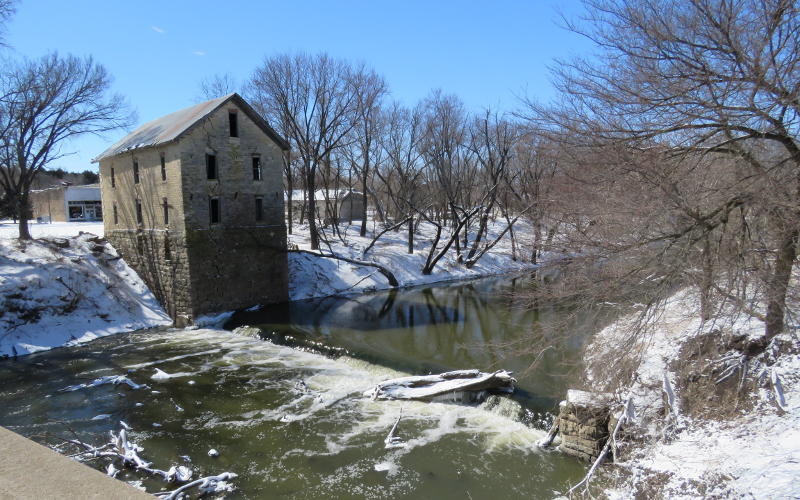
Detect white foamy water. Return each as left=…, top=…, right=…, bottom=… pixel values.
left=137, top=328, right=546, bottom=456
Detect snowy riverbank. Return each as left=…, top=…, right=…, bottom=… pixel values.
left=0, top=226, right=171, bottom=357
left=1, top=218, right=534, bottom=355
left=583, top=290, right=800, bottom=498
left=287, top=220, right=535, bottom=301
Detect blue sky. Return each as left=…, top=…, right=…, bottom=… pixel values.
left=4, top=1, right=594, bottom=172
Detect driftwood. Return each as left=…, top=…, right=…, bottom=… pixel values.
left=384, top=410, right=406, bottom=449
left=56, top=422, right=236, bottom=497
left=288, top=248, right=399, bottom=287
left=538, top=420, right=560, bottom=448
left=366, top=369, right=515, bottom=401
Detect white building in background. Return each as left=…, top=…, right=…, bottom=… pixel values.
left=30, top=184, right=102, bottom=222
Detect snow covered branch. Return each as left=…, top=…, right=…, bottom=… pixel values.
left=55, top=422, right=236, bottom=497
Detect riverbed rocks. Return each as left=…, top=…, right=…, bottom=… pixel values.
left=556, top=389, right=614, bottom=461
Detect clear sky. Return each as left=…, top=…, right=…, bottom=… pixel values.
left=3, top=0, right=594, bottom=172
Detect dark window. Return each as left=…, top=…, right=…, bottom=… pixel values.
left=111, top=167, right=115, bottom=188
left=135, top=199, right=143, bottom=225
left=209, top=197, right=220, bottom=224
left=137, top=235, right=144, bottom=255
left=164, top=238, right=171, bottom=260
left=255, top=196, right=264, bottom=221
left=162, top=198, right=169, bottom=225
left=206, top=153, right=217, bottom=180
left=252, top=156, right=262, bottom=181
left=160, top=153, right=166, bottom=181
left=113, top=204, right=118, bottom=225
left=229, top=112, right=238, bottom=138
left=133, top=159, right=140, bottom=184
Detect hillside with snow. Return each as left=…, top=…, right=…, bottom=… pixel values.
left=287, top=220, right=535, bottom=300
left=583, top=290, right=800, bottom=498
left=1, top=218, right=534, bottom=355
left=0, top=223, right=171, bottom=357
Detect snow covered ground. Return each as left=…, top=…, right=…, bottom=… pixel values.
left=586, top=290, right=800, bottom=498
left=287, top=220, right=535, bottom=300
left=1, top=218, right=534, bottom=355
left=0, top=226, right=171, bottom=357
left=0, top=220, right=104, bottom=239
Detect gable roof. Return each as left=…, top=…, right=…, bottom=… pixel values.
left=93, top=93, right=289, bottom=162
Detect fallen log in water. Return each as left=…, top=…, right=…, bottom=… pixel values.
left=365, top=369, right=516, bottom=401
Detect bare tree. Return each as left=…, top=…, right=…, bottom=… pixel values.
left=463, top=109, right=521, bottom=268
left=197, top=72, right=238, bottom=101
left=374, top=101, right=425, bottom=254
left=525, top=0, right=800, bottom=344
left=0, top=53, right=131, bottom=239
left=248, top=53, right=361, bottom=250
left=0, top=0, right=15, bottom=47
left=348, top=65, right=388, bottom=236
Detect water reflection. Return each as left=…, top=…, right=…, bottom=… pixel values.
left=0, top=275, right=599, bottom=499
left=227, top=275, right=601, bottom=413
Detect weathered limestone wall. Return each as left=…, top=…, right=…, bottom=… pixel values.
left=178, top=102, right=285, bottom=229
left=186, top=225, right=289, bottom=316
left=176, top=100, right=289, bottom=318
left=106, top=229, right=193, bottom=323
left=557, top=389, right=613, bottom=461
left=99, top=97, right=288, bottom=323
left=99, top=142, right=185, bottom=234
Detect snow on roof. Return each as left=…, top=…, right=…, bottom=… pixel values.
left=284, top=189, right=364, bottom=201
left=31, top=183, right=100, bottom=193
left=93, top=94, right=233, bottom=162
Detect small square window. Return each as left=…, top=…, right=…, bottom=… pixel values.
left=252, top=156, right=262, bottom=181
left=206, top=153, right=217, bottom=180
left=209, top=197, right=220, bottom=224
left=229, top=112, right=238, bottom=138
left=160, top=153, right=167, bottom=181
left=133, top=159, right=140, bottom=184
left=255, top=196, right=264, bottom=221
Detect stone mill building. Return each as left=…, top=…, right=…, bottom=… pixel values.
left=94, top=93, right=290, bottom=325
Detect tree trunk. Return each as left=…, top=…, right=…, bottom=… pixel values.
left=407, top=216, right=414, bottom=254
left=360, top=173, right=368, bottom=237
left=764, top=226, right=798, bottom=340
left=307, top=168, right=319, bottom=250
left=700, top=235, right=713, bottom=322
left=17, top=195, right=32, bottom=240
left=286, top=176, right=294, bottom=235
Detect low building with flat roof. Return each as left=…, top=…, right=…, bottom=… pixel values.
left=30, top=184, right=102, bottom=223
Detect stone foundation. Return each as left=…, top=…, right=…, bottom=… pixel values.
left=107, top=228, right=191, bottom=321
left=556, top=389, right=614, bottom=461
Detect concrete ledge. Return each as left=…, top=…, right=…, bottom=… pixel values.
left=0, top=426, right=152, bottom=499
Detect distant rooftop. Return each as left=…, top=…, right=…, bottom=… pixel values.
left=93, top=93, right=288, bottom=162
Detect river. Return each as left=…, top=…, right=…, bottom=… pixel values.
left=0, top=275, right=599, bottom=499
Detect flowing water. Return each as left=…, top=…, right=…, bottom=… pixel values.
left=0, top=275, right=599, bottom=499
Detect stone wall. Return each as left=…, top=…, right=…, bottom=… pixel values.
left=185, top=225, right=289, bottom=316
left=556, top=389, right=613, bottom=461
left=99, top=96, right=288, bottom=324
left=106, top=228, right=193, bottom=324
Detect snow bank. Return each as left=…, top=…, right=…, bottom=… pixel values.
left=0, top=231, right=172, bottom=357
left=0, top=220, right=104, bottom=240
left=287, top=220, right=536, bottom=301
left=588, top=290, right=800, bottom=498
